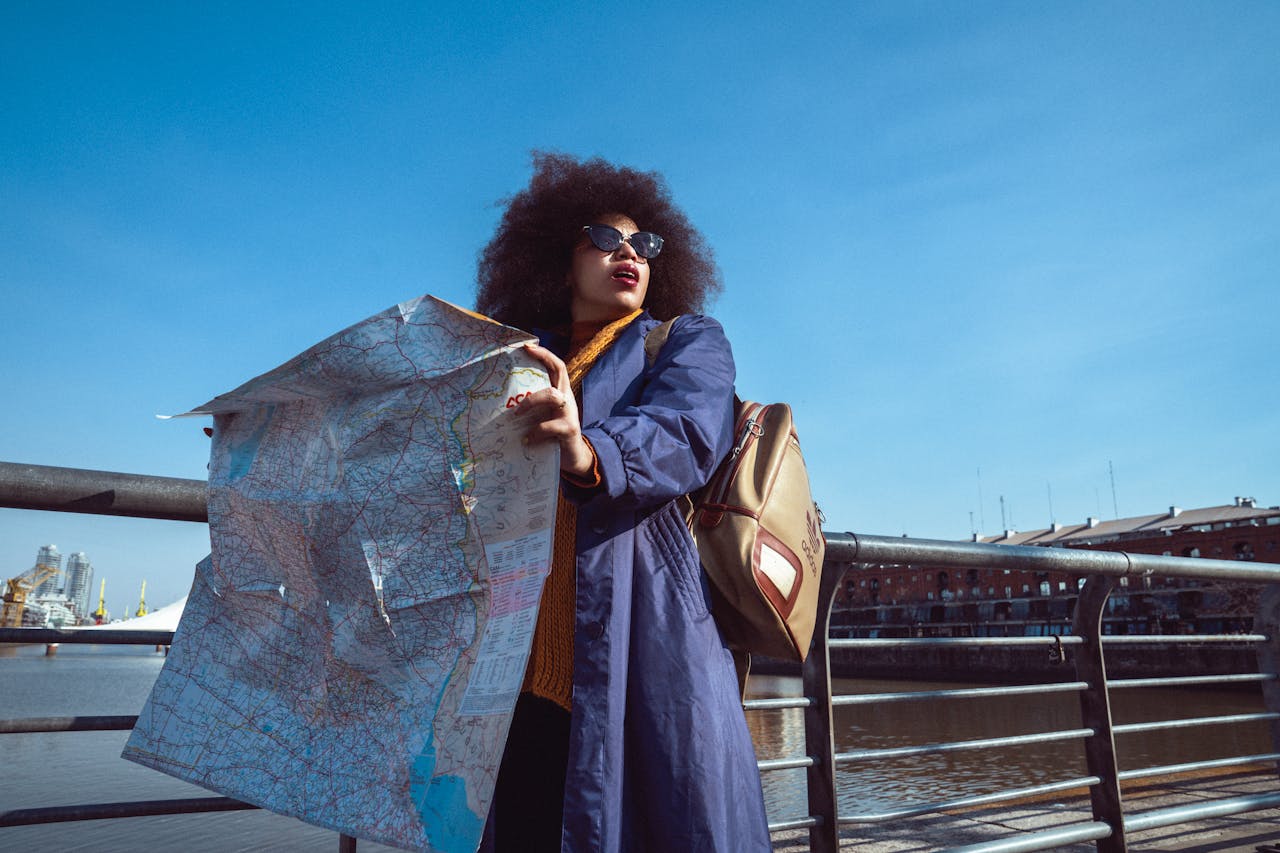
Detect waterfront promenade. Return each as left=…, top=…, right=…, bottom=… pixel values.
left=6, top=465, right=1280, bottom=851
left=771, top=769, right=1280, bottom=851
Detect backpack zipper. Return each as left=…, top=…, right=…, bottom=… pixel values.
left=707, top=403, right=767, bottom=508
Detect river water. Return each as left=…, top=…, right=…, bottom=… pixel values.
left=1, top=644, right=1269, bottom=851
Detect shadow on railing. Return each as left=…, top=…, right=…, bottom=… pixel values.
left=4, top=461, right=1280, bottom=852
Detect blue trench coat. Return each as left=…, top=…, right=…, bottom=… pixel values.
left=545, top=313, right=770, bottom=853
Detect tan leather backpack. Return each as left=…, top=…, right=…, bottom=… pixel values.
left=646, top=320, right=825, bottom=664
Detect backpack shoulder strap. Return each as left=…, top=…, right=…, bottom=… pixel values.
left=644, top=317, right=679, bottom=367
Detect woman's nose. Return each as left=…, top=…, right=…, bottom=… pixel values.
left=613, top=238, right=640, bottom=261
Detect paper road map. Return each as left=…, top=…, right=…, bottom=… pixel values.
left=123, top=295, right=559, bottom=852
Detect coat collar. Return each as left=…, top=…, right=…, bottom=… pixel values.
left=536, top=312, right=659, bottom=426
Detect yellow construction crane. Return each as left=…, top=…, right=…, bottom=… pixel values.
left=135, top=580, right=147, bottom=618
left=93, top=579, right=107, bottom=624
left=2, top=563, right=61, bottom=628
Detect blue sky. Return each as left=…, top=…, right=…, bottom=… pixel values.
left=2, top=2, right=1277, bottom=616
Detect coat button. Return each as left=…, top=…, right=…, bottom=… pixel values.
left=585, top=621, right=604, bottom=640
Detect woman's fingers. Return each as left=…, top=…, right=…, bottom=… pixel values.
left=523, top=343, right=569, bottom=392
left=516, top=344, right=594, bottom=477
left=516, top=385, right=580, bottom=446
left=515, top=387, right=573, bottom=421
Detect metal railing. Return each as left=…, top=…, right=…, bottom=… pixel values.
left=745, top=534, right=1280, bottom=852
left=4, top=461, right=1280, bottom=852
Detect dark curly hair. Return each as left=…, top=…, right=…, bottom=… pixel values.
left=476, top=152, right=721, bottom=330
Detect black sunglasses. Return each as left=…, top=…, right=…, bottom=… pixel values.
left=582, top=224, right=664, bottom=259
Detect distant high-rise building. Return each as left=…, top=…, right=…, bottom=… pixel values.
left=64, top=552, right=93, bottom=619
left=33, top=545, right=64, bottom=596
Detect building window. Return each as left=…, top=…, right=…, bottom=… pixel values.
left=1004, top=586, right=1013, bottom=597
left=1235, top=542, right=1256, bottom=560
left=1022, top=584, right=1030, bottom=594
left=1058, top=581, right=1067, bottom=592
left=1182, top=547, right=1201, bottom=558
left=1040, top=581, right=1051, bottom=596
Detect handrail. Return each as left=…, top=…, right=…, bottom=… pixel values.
left=0, top=461, right=206, bottom=521
left=4, top=462, right=1280, bottom=852
left=0, top=627, right=175, bottom=645
left=0, top=797, right=255, bottom=828
left=824, top=531, right=1280, bottom=583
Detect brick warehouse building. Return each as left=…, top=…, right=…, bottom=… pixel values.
left=834, top=497, right=1280, bottom=637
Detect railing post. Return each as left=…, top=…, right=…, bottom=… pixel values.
left=1253, top=584, right=1280, bottom=772
left=338, top=832, right=357, bottom=851
left=801, top=558, right=846, bottom=853
left=1073, top=574, right=1126, bottom=852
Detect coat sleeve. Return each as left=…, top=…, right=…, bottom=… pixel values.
left=567, top=314, right=736, bottom=511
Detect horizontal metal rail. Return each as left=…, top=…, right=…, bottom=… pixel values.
left=758, top=756, right=816, bottom=772
left=0, top=628, right=175, bottom=645
left=942, top=822, right=1113, bottom=853
left=1118, top=752, right=1280, bottom=781
left=0, top=461, right=207, bottom=522
left=837, top=728, right=1094, bottom=763
left=830, top=635, right=1086, bottom=649
left=1112, top=711, right=1280, bottom=735
left=1101, top=633, right=1265, bottom=644
left=1109, top=673, right=1274, bottom=689
left=1123, top=790, right=1280, bottom=832
left=827, top=532, right=1280, bottom=584
left=743, top=697, right=813, bottom=711
left=1, top=715, right=137, bottom=734
left=0, top=796, right=255, bottom=827
left=767, top=816, right=821, bottom=832
left=839, top=775, right=1102, bottom=824
left=833, top=682, right=1088, bottom=706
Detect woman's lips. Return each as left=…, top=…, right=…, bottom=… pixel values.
left=611, top=264, right=640, bottom=286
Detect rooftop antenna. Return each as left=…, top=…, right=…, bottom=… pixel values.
left=999, top=495, right=1007, bottom=531
left=969, top=511, right=976, bottom=537
left=1047, top=482, right=1056, bottom=525
left=1108, top=460, right=1119, bottom=518
left=977, top=468, right=987, bottom=533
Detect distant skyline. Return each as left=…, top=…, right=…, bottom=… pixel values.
left=3, top=3, right=1277, bottom=614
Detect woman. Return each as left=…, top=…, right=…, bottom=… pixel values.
left=475, top=153, right=770, bottom=853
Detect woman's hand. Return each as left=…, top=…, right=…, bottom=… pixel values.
left=518, top=343, right=595, bottom=478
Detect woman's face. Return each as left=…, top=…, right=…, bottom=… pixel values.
left=568, top=213, right=650, bottom=324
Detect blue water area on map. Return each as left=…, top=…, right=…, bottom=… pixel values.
left=410, top=733, right=483, bottom=853
left=222, top=406, right=274, bottom=481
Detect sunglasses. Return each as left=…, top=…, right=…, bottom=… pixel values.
left=582, top=224, right=664, bottom=259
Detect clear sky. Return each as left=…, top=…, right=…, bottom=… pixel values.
left=2, top=2, right=1277, bottom=617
